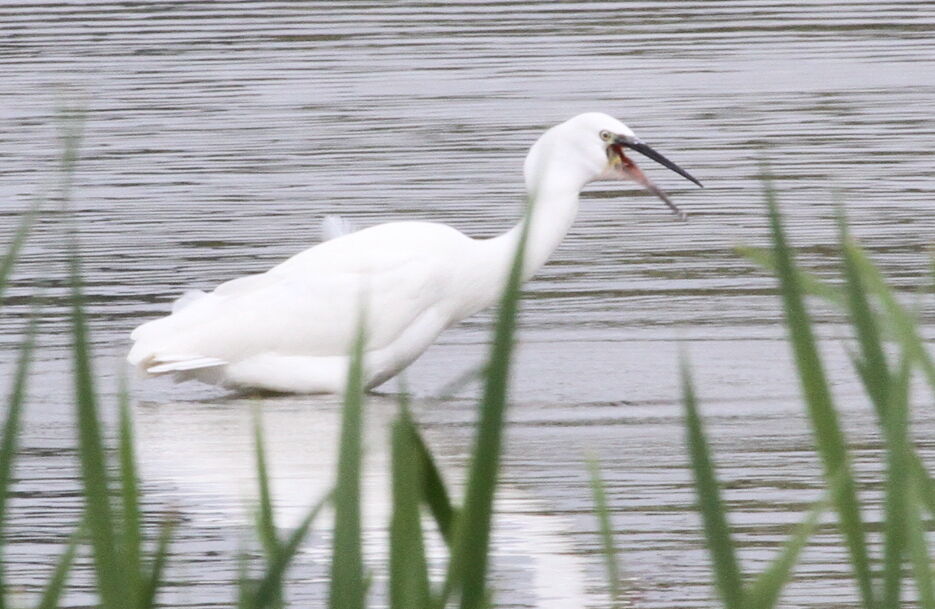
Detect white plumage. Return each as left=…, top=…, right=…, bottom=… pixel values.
left=128, top=112, right=700, bottom=393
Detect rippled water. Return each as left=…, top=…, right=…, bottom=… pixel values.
left=2, top=1, right=934, bottom=607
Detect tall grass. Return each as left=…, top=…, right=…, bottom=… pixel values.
left=685, top=184, right=935, bottom=608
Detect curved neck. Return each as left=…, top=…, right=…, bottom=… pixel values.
left=494, top=176, right=582, bottom=282
left=456, top=154, right=590, bottom=319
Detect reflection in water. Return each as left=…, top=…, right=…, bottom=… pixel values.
left=134, top=394, right=591, bottom=608
left=1, top=0, right=934, bottom=607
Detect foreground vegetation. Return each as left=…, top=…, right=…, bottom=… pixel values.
left=686, top=185, right=935, bottom=609
left=1, top=131, right=933, bottom=608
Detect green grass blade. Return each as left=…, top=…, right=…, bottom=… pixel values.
left=252, top=412, right=279, bottom=562
left=389, top=409, right=431, bottom=609
left=735, top=245, right=844, bottom=307
left=396, top=380, right=458, bottom=546
left=0, top=202, right=38, bottom=304
left=416, top=365, right=477, bottom=546
left=63, top=147, right=130, bottom=609
left=392, top=391, right=458, bottom=547
left=117, top=378, right=143, bottom=603
left=587, top=457, right=623, bottom=607
left=837, top=214, right=904, bottom=608
left=681, top=359, right=745, bottom=609
left=445, top=201, right=529, bottom=609
left=249, top=492, right=331, bottom=609
left=328, top=320, right=366, bottom=609
left=57, top=105, right=128, bottom=608
left=236, top=544, right=251, bottom=609
left=139, top=516, right=177, bottom=609
left=906, top=484, right=935, bottom=609
left=0, top=310, right=39, bottom=607
left=841, top=237, right=935, bottom=604
left=70, top=253, right=127, bottom=609
left=764, top=188, right=874, bottom=607
left=880, top=349, right=912, bottom=609
left=413, top=425, right=458, bottom=547
left=910, top=454, right=935, bottom=517
left=746, top=493, right=828, bottom=609
left=838, top=215, right=890, bottom=418
left=35, top=530, right=80, bottom=609
left=846, top=245, right=935, bottom=400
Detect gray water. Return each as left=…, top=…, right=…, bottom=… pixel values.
left=2, top=1, right=935, bottom=607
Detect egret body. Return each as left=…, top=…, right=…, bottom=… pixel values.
left=128, top=113, right=701, bottom=393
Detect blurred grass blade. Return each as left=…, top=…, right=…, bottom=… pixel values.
left=117, top=379, right=143, bottom=602
left=410, top=420, right=458, bottom=547
left=67, top=168, right=129, bottom=609
left=746, top=493, right=828, bottom=609
left=0, top=201, right=38, bottom=303
left=838, top=216, right=889, bottom=417
left=0, top=310, right=39, bottom=606
left=906, top=484, right=935, bottom=609
left=838, top=215, right=904, bottom=608
left=681, top=359, right=744, bottom=609
left=329, top=320, right=366, bottom=609
left=389, top=407, right=431, bottom=609
left=764, top=187, right=874, bottom=607
left=249, top=492, right=331, bottom=609
left=736, top=245, right=844, bottom=307
left=887, top=354, right=923, bottom=609
left=253, top=412, right=279, bottom=562
left=35, top=530, right=80, bottom=609
left=910, top=454, right=935, bottom=516
left=71, top=261, right=126, bottom=609
left=236, top=544, right=251, bottom=609
left=588, top=457, right=623, bottom=607
left=140, top=517, right=176, bottom=609
left=394, top=385, right=458, bottom=547
left=445, top=199, right=529, bottom=609
left=57, top=104, right=130, bottom=607
left=846, top=244, right=935, bottom=398
left=880, top=350, right=912, bottom=609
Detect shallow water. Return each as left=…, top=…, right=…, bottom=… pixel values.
left=1, top=1, right=934, bottom=607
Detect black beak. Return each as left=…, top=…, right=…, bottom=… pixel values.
left=615, top=135, right=703, bottom=188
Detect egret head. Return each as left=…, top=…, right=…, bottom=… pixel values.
left=529, top=112, right=702, bottom=220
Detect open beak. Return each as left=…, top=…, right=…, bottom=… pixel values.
left=608, top=135, right=702, bottom=221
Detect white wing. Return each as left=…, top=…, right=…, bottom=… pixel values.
left=128, top=221, right=471, bottom=374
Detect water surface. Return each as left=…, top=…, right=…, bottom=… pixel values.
left=1, top=2, right=934, bottom=607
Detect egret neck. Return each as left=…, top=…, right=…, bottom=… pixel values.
left=465, top=137, right=592, bottom=317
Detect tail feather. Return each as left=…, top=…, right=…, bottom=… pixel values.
left=138, top=353, right=228, bottom=375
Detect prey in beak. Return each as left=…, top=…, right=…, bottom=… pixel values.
left=606, top=134, right=702, bottom=221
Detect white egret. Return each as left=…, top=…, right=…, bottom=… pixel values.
left=128, top=112, right=702, bottom=393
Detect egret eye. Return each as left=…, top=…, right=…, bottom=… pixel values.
left=599, top=130, right=613, bottom=142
